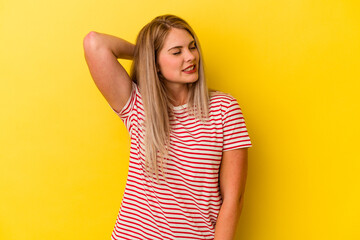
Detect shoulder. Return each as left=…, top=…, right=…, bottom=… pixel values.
left=131, top=81, right=142, bottom=100
left=209, top=89, right=238, bottom=108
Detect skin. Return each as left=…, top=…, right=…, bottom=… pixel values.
left=157, top=28, right=200, bottom=106
left=214, top=148, right=248, bottom=240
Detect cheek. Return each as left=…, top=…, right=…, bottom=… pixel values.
left=159, top=57, right=179, bottom=73
left=195, top=51, right=200, bottom=62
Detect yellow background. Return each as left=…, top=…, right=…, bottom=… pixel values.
left=1, top=0, right=359, bottom=239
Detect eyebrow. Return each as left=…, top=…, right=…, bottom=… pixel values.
left=167, top=40, right=195, bottom=51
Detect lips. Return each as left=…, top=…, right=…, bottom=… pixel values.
left=182, top=64, right=196, bottom=72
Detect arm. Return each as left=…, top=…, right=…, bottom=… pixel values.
left=214, top=148, right=248, bottom=240
left=83, top=31, right=135, bottom=113
left=84, top=31, right=134, bottom=59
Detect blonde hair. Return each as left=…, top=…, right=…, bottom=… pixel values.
left=130, top=14, right=211, bottom=183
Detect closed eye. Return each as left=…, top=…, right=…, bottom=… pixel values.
left=172, top=46, right=196, bottom=55
left=190, top=42, right=197, bottom=49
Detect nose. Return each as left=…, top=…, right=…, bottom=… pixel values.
left=184, top=49, right=196, bottom=62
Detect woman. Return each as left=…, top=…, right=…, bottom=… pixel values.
left=83, top=14, right=252, bottom=240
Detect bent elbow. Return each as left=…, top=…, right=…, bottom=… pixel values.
left=83, top=31, right=99, bottom=49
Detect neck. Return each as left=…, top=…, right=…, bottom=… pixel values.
left=165, top=82, right=189, bottom=106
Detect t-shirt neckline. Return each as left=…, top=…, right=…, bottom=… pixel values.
left=171, top=103, right=188, bottom=110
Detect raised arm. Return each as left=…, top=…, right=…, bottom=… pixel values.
left=83, top=31, right=135, bottom=113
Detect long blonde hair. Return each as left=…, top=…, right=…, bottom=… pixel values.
left=130, top=14, right=211, bottom=183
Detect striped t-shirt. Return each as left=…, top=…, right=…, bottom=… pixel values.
left=110, top=81, right=252, bottom=240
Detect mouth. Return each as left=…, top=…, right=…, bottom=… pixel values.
left=182, top=64, right=197, bottom=73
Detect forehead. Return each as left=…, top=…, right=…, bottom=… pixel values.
left=162, top=28, right=194, bottom=48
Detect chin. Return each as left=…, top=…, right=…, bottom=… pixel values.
left=190, top=78, right=199, bottom=83
left=187, top=74, right=199, bottom=82
left=192, top=76, right=200, bottom=83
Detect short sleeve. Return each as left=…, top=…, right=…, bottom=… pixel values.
left=109, top=81, right=137, bottom=123
left=222, top=97, right=252, bottom=151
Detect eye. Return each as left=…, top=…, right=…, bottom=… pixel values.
left=190, top=43, right=197, bottom=50
left=172, top=51, right=181, bottom=55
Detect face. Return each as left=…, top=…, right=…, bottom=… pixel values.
left=157, top=28, right=200, bottom=89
